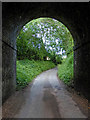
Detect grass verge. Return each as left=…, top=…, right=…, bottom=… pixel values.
left=16, top=59, right=55, bottom=90
left=57, top=54, right=74, bottom=86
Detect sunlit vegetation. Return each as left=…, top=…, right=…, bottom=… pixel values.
left=17, top=18, right=73, bottom=63
left=16, top=17, right=74, bottom=89
left=58, top=53, right=74, bottom=86
left=16, top=60, right=55, bottom=90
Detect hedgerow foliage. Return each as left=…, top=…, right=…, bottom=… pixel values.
left=58, top=53, right=74, bottom=86
left=16, top=59, right=55, bottom=90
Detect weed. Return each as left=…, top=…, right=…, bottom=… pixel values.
left=16, top=59, right=55, bottom=90
left=58, top=54, right=74, bottom=86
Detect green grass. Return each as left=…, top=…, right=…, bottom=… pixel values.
left=58, top=54, right=74, bottom=86
left=16, top=59, right=55, bottom=90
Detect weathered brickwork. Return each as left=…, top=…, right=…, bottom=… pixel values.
left=2, top=3, right=89, bottom=102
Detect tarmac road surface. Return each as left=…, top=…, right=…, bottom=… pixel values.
left=2, top=68, right=87, bottom=118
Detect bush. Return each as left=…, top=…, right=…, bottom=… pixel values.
left=57, top=54, right=74, bottom=86
left=16, top=59, right=55, bottom=90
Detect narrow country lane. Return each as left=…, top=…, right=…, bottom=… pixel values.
left=2, top=68, right=87, bottom=118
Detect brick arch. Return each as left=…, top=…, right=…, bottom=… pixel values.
left=2, top=2, right=89, bottom=102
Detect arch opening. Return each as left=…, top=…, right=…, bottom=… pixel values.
left=2, top=3, right=89, bottom=103
left=16, top=17, right=74, bottom=90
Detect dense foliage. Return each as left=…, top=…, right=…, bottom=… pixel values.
left=16, top=18, right=73, bottom=64
left=58, top=53, right=74, bottom=86
left=16, top=59, right=55, bottom=90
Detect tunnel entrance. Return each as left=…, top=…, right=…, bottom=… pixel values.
left=16, top=17, right=74, bottom=90
left=2, top=3, right=89, bottom=102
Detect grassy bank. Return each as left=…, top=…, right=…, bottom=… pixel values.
left=16, top=59, right=55, bottom=90
left=58, top=54, right=74, bottom=86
